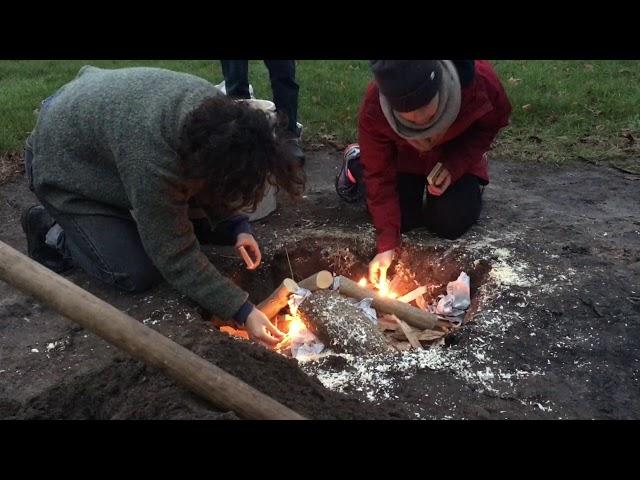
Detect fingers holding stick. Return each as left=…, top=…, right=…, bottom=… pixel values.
left=238, top=246, right=256, bottom=269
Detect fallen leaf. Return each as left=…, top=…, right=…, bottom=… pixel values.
left=522, top=104, right=532, bottom=112
left=417, top=330, right=445, bottom=342
left=394, top=318, right=423, bottom=350
left=584, top=63, right=594, bottom=71
left=378, top=316, right=400, bottom=331
left=508, top=76, right=522, bottom=85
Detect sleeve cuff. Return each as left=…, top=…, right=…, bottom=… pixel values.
left=376, top=233, right=401, bottom=254
left=230, top=216, right=253, bottom=239
left=233, top=301, right=254, bottom=325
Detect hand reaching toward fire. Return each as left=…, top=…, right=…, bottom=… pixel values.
left=245, top=307, right=285, bottom=346
left=235, top=233, right=261, bottom=270
left=369, top=249, right=396, bottom=285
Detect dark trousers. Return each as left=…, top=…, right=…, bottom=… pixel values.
left=25, top=135, right=163, bottom=293
left=397, top=173, right=484, bottom=240
left=41, top=200, right=163, bottom=293
left=220, top=60, right=300, bottom=134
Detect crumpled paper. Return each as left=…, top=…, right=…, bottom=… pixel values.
left=288, top=287, right=312, bottom=315
left=427, top=272, right=471, bottom=323
left=291, top=330, right=325, bottom=359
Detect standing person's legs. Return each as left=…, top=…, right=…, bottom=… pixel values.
left=263, top=60, right=300, bottom=135
left=423, top=175, right=483, bottom=240
left=220, top=60, right=251, bottom=99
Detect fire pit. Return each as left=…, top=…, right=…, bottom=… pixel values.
left=208, top=235, right=491, bottom=359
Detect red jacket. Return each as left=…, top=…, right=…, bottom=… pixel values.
left=358, top=60, right=512, bottom=253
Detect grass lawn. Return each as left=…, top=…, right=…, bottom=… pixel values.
left=2, top=60, right=639, bottom=179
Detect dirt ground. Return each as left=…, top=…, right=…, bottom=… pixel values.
left=0, top=148, right=639, bottom=419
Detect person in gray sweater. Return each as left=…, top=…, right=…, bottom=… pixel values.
left=21, top=65, right=305, bottom=346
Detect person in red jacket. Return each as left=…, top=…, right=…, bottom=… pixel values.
left=351, top=60, right=511, bottom=285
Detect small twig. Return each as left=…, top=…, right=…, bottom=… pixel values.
left=285, top=246, right=295, bottom=281
left=610, top=164, right=640, bottom=176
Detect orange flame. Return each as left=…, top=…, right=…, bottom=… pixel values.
left=376, top=279, right=398, bottom=299
left=357, top=276, right=398, bottom=299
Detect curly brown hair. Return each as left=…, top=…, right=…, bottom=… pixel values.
left=178, top=96, right=305, bottom=215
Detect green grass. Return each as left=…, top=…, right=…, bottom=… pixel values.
left=2, top=60, right=639, bottom=172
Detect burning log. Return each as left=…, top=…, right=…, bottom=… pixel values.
left=257, top=278, right=299, bottom=320
left=298, top=290, right=391, bottom=356
left=297, top=270, right=333, bottom=291
left=336, top=276, right=441, bottom=330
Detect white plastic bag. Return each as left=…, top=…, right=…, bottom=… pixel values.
left=436, top=272, right=471, bottom=317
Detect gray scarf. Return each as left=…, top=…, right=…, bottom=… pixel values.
left=379, top=60, right=461, bottom=152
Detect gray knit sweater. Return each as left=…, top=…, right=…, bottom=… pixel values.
left=30, top=65, right=249, bottom=319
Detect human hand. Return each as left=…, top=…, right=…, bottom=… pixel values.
left=235, top=233, right=261, bottom=269
left=244, top=307, right=285, bottom=347
left=368, top=249, right=396, bottom=285
left=427, top=165, right=452, bottom=196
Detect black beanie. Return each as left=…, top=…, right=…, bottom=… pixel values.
left=370, top=60, right=442, bottom=112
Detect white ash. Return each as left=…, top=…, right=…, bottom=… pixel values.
left=297, top=230, right=553, bottom=413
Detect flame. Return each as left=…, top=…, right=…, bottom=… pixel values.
left=284, top=314, right=305, bottom=338
left=376, top=279, right=398, bottom=299
left=357, top=276, right=398, bottom=299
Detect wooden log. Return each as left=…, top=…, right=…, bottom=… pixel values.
left=298, top=290, right=391, bottom=355
left=336, top=276, right=441, bottom=330
left=397, top=285, right=428, bottom=304
left=0, top=240, right=305, bottom=420
left=297, top=270, right=333, bottom=291
left=256, top=278, right=299, bottom=319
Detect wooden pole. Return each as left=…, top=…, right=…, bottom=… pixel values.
left=336, top=276, right=440, bottom=330
left=0, top=241, right=306, bottom=420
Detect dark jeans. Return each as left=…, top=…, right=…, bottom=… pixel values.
left=220, top=60, right=300, bottom=135
left=42, top=201, right=163, bottom=293
left=24, top=138, right=162, bottom=293
left=398, top=173, right=484, bottom=240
